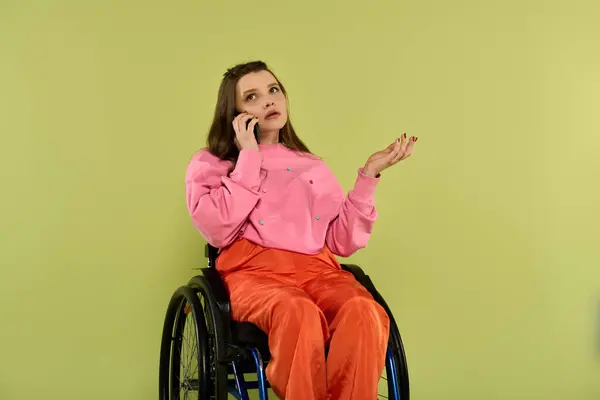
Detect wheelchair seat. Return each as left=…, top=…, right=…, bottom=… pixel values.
left=232, top=321, right=271, bottom=361
left=159, top=243, right=409, bottom=400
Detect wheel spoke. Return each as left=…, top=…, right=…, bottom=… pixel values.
left=378, top=370, right=389, bottom=398
left=176, top=311, right=198, bottom=396
left=183, top=314, right=195, bottom=381
left=177, top=337, right=192, bottom=385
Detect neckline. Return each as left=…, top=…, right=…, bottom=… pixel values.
left=258, top=143, right=285, bottom=151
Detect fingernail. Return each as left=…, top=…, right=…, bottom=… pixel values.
left=402, top=133, right=407, bottom=139
left=414, top=137, right=418, bottom=142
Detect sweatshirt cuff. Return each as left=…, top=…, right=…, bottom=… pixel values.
left=351, top=167, right=380, bottom=204
left=229, top=149, right=263, bottom=190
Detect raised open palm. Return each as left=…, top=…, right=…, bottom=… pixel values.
left=363, top=133, right=417, bottom=177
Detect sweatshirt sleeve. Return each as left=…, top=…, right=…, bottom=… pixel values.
left=325, top=168, right=379, bottom=257
left=185, top=149, right=263, bottom=248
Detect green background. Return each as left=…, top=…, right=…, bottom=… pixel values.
left=1, top=1, right=599, bottom=399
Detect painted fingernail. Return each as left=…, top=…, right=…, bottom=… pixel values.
left=402, top=133, right=407, bottom=139
left=414, top=137, right=418, bottom=142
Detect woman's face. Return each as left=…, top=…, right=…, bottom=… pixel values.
left=235, top=70, right=288, bottom=132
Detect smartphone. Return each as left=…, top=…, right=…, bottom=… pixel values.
left=235, top=112, right=260, bottom=144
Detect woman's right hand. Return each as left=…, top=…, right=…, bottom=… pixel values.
left=232, top=113, right=259, bottom=151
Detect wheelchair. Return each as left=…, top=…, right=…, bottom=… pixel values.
left=159, top=244, right=410, bottom=400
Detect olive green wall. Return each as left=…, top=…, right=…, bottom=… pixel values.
left=1, top=1, right=599, bottom=399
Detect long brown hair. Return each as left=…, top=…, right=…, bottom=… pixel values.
left=206, top=61, right=311, bottom=164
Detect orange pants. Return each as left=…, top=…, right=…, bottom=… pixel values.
left=216, top=239, right=390, bottom=400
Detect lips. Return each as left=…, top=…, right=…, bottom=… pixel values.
left=265, top=111, right=280, bottom=120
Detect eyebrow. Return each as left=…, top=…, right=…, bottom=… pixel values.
left=242, top=82, right=279, bottom=97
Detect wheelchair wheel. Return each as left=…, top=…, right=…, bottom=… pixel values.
left=159, top=285, right=214, bottom=399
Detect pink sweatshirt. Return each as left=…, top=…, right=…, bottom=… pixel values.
left=185, top=143, right=379, bottom=257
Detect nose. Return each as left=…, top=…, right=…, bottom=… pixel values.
left=262, top=100, right=275, bottom=109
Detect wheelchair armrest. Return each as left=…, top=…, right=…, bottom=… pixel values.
left=200, top=267, right=231, bottom=315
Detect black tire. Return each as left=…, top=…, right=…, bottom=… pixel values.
left=159, top=286, right=210, bottom=399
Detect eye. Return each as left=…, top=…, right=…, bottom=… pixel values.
left=245, top=93, right=257, bottom=101
left=269, top=86, right=280, bottom=94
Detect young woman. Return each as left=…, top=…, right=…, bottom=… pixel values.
left=185, top=61, right=417, bottom=400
